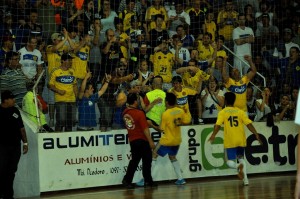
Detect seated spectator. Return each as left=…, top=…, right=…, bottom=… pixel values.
left=77, top=72, right=111, bottom=131
left=0, top=51, right=27, bottom=107
left=254, top=87, right=274, bottom=122
left=274, top=94, right=295, bottom=121
left=201, top=76, right=224, bottom=124
left=22, top=82, right=54, bottom=132
left=246, top=86, right=257, bottom=121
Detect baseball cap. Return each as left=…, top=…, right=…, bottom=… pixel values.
left=61, top=53, right=74, bottom=61
left=51, top=33, right=62, bottom=42
left=1, top=90, right=15, bottom=101
left=284, top=28, right=292, bottom=33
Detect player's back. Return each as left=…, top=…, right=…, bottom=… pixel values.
left=216, top=106, right=252, bottom=148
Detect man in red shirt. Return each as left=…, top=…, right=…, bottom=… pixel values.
left=122, top=93, right=156, bottom=188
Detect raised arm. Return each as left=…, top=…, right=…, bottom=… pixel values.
left=222, top=57, right=229, bottom=84
left=98, top=74, right=112, bottom=97
left=244, top=55, right=257, bottom=81
left=78, top=72, right=92, bottom=99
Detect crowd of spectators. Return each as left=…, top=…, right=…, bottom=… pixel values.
left=0, top=0, right=299, bottom=132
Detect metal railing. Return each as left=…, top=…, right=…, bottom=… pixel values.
left=222, top=44, right=266, bottom=92
left=33, top=69, right=45, bottom=130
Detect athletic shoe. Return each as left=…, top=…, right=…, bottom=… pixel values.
left=243, top=178, right=249, bottom=186
left=237, top=163, right=244, bottom=180
left=175, top=179, right=186, bottom=185
left=144, top=181, right=158, bottom=188
left=136, top=179, right=145, bottom=187
left=122, top=179, right=135, bottom=189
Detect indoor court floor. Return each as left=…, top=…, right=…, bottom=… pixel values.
left=23, top=172, right=296, bottom=199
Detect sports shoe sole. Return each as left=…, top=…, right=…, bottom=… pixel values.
left=237, top=164, right=244, bottom=180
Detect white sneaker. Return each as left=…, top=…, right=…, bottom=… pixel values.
left=243, top=178, right=249, bottom=186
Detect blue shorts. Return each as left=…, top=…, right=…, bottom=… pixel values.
left=155, top=144, right=179, bottom=157
left=226, top=147, right=245, bottom=160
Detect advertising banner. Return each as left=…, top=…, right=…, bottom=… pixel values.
left=38, top=122, right=298, bottom=192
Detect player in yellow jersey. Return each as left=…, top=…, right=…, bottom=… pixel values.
left=222, top=55, right=256, bottom=112
left=168, top=76, right=200, bottom=124
left=209, top=92, right=262, bottom=186
left=136, top=92, right=190, bottom=187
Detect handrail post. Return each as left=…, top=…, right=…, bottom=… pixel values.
left=33, top=70, right=45, bottom=130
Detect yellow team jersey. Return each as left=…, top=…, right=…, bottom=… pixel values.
left=216, top=106, right=252, bottom=148
left=159, top=106, right=190, bottom=146
left=217, top=10, right=238, bottom=41
left=205, top=21, right=216, bottom=41
left=150, top=51, right=174, bottom=83
left=212, top=50, right=227, bottom=67
left=49, top=68, right=77, bottom=102
left=145, top=6, right=168, bottom=30
left=224, top=76, right=249, bottom=112
left=118, top=10, right=136, bottom=31
left=119, top=32, right=129, bottom=58
left=46, top=45, right=68, bottom=74
left=72, top=45, right=90, bottom=79
left=197, top=41, right=214, bottom=61
left=168, top=87, right=197, bottom=123
left=182, top=69, right=210, bottom=89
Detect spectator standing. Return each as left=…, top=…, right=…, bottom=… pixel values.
left=222, top=55, right=257, bottom=112
left=48, top=53, right=78, bottom=132
left=176, top=25, right=194, bottom=50
left=185, top=0, right=206, bottom=38
left=118, top=0, right=136, bottom=32
left=77, top=72, right=111, bottom=131
left=201, top=76, right=224, bottom=124
left=0, top=51, right=27, bottom=107
left=167, top=1, right=190, bottom=38
left=232, top=13, right=255, bottom=75
left=98, top=0, right=118, bottom=42
left=0, top=90, right=28, bottom=199
left=147, top=14, right=169, bottom=49
left=18, top=35, right=44, bottom=80
left=145, top=0, right=168, bottom=33
left=217, top=0, right=238, bottom=42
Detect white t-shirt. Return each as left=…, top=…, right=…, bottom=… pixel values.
left=169, top=47, right=190, bottom=62
left=295, top=90, right=300, bottom=125
left=167, top=10, right=190, bottom=37
left=19, top=47, right=44, bottom=79
left=201, top=89, right=224, bottom=118
left=233, top=26, right=254, bottom=57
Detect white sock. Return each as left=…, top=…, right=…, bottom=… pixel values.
left=226, top=160, right=238, bottom=169
left=238, top=158, right=248, bottom=180
left=171, top=159, right=183, bottom=180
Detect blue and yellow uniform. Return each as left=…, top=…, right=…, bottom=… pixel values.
left=168, top=87, right=197, bottom=123
left=215, top=106, right=252, bottom=148
left=224, top=76, right=249, bottom=112
left=159, top=106, right=190, bottom=146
